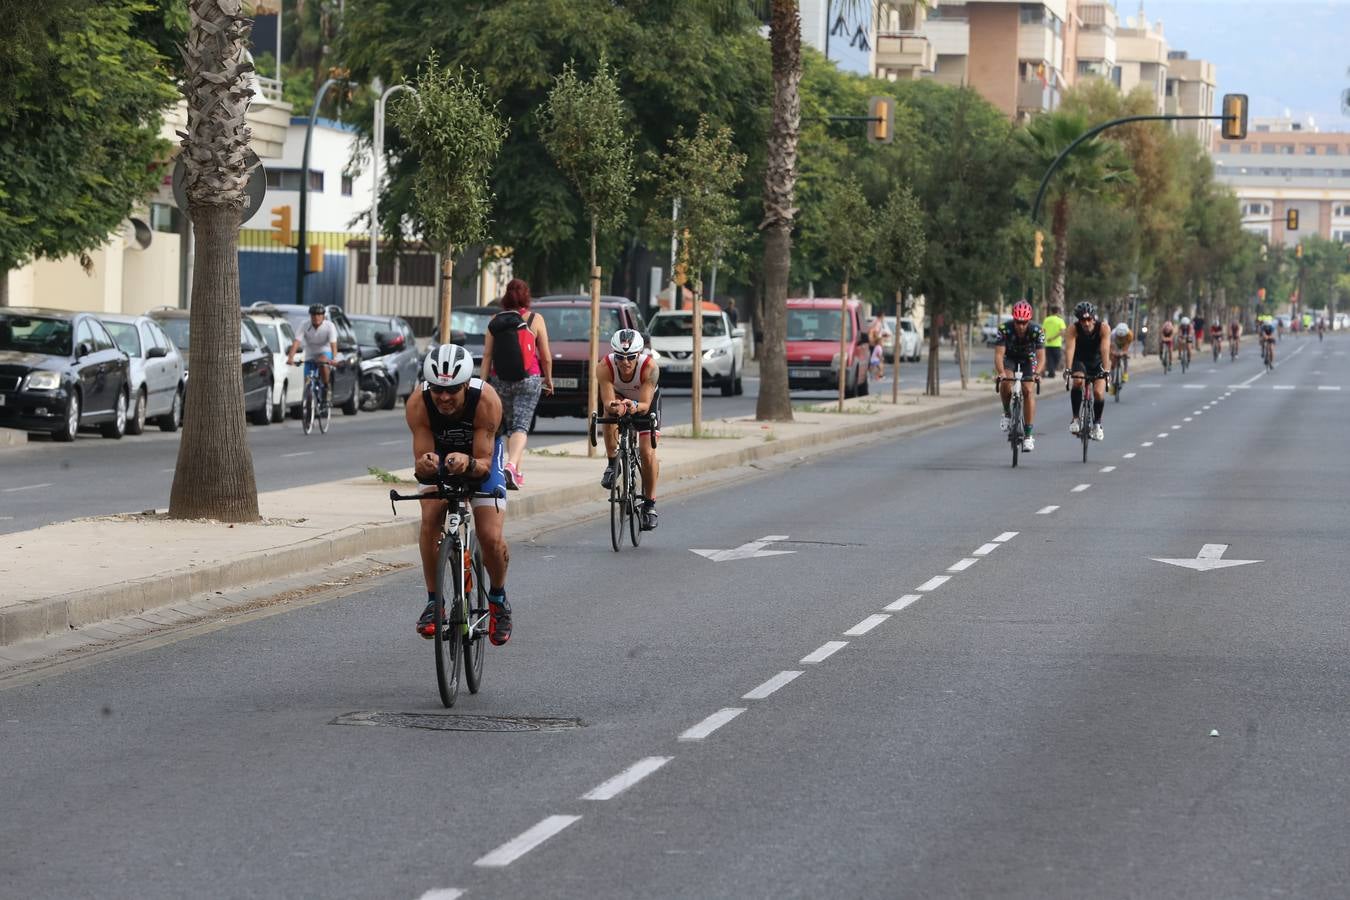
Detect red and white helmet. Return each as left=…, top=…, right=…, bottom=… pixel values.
left=422, top=344, right=473, bottom=387
left=610, top=328, right=645, bottom=358
left=1012, top=300, right=1034, bottom=322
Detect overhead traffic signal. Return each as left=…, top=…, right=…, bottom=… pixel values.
left=1033, top=230, right=1045, bottom=268
left=308, top=244, right=325, bottom=274
left=868, top=96, right=894, bottom=145
left=1286, top=208, right=1299, bottom=231
left=1221, top=93, right=1249, bottom=141
left=269, top=205, right=292, bottom=246
left=1296, top=243, right=1304, bottom=259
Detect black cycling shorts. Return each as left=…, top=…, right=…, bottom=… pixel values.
left=1071, top=359, right=1107, bottom=378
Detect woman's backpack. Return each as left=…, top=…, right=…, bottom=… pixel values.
left=489, top=311, right=541, bottom=381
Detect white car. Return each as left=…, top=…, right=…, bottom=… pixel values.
left=244, top=308, right=304, bottom=422
left=647, top=309, right=746, bottom=396
left=882, top=316, right=922, bottom=363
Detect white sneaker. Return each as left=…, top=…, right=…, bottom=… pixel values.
left=999, top=415, right=1010, bottom=433
left=1069, top=418, right=1081, bottom=435
left=1092, top=424, right=1105, bottom=441
left=1022, top=435, right=1036, bottom=452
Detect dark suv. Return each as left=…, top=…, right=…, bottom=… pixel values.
left=245, top=303, right=361, bottom=416
left=147, top=307, right=275, bottom=425
left=0, top=308, right=132, bottom=440
left=530, top=296, right=648, bottom=421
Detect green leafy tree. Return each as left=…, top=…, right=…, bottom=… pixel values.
left=871, top=184, right=925, bottom=401
left=391, top=58, right=507, bottom=342
left=0, top=0, right=177, bottom=306
left=805, top=176, right=872, bottom=407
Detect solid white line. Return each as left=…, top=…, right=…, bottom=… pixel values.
left=1318, top=385, right=1342, bottom=391
left=282, top=451, right=314, bottom=458
left=948, top=558, right=978, bottom=572
left=844, top=614, right=891, bottom=636
left=1183, top=384, right=1204, bottom=389
left=1, top=483, right=51, bottom=493
left=679, top=708, right=745, bottom=741
left=1071, top=484, right=1091, bottom=492
left=993, top=531, right=1019, bottom=542
left=972, top=542, right=1001, bottom=556
left=1273, top=385, right=1295, bottom=391
left=475, top=816, right=581, bottom=868
left=1141, top=441, right=1154, bottom=447
left=419, top=889, right=466, bottom=900
left=916, top=575, right=951, bottom=591
left=742, top=671, right=803, bottom=701
left=1036, top=505, right=1059, bottom=515
left=378, top=439, right=403, bottom=445
left=1100, top=466, right=1116, bottom=473
left=801, top=641, right=847, bottom=664
left=1123, top=453, right=1136, bottom=459
left=886, top=594, right=921, bottom=612
left=582, top=756, right=673, bottom=800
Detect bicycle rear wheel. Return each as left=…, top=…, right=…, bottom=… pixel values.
left=433, top=533, right=463, bottom=707
left=609, top=459, right=626, bottom=552
left=463, top=530, right=487, bottom=694
left=302, top=388, right=314, bottom=434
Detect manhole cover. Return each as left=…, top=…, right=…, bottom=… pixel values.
left=332, top=711, right=584, bottom=733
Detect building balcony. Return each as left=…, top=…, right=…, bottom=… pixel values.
left=874, top=32, right=935, bottom=73
left=1076, top=30, right=1116, bottom=66
left=1017, top=78, right=1055, bottom=113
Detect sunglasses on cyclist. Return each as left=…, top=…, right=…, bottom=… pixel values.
left=614, top=352, right=641, bottom=362
left=428, top=382, right=467, bottom=396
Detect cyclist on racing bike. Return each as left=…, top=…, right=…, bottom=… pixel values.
left=1209, top=321, right=1223, bottom=350
left=286, top=304, right=338, bottom=403
left=1063, top=301, right=1111, bottom=440
left=1177, top=316, right=1195, bottom=357
left=1159, top=318, right=1175, bottom=362
left=1110, top=322, right=1134, bottom=381
left=993, top=300, right=1045, bottom=452
left=598, top=329, right=661, bottom=531
left=1228, top=319, right=1241, bottom=356
left=407, top=345, right=513, bottom=645
left=1260, top=319, right=1277, bottom=365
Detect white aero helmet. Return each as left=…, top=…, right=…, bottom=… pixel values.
left=1113, top=322, right=1130, bottom=337
left=610, top=328, right=645, bottom=358
left=422, top=344, right=474, bottom=388
left=1180, top=316, right=1191, bottom=326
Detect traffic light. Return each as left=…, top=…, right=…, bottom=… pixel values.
left=868, top=96, right=894, bottom=145
left=1033, top=230, right=1045, bottom=268
left=1258, top=288, right=1266, bottom=301
left=1296, top=243, right=1304, bottom=259
left=308, top=244, right=325, bottom=273
left=1286, top=208, right=1299, bottom=231
left=269, top=205, right=292, bottom=246
left=1221, top=93, right=1248, bottom=141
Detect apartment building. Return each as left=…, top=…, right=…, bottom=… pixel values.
left=1165, top=52, right=1217, bottom=145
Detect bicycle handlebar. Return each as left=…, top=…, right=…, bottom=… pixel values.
left=593, top=413, right=656, bottom=426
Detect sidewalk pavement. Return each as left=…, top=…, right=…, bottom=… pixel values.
left=0, top=377, right=1003, bottom=649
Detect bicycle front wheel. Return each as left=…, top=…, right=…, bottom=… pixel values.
left=463, top=529, right=487, bottom=694
left=1009, top=399, right=1021, bottom=468
left=302, top=389, right=314, bottom=434
left=609, top=463, right=625, bottom=553
left=433, top=533, right=463, bottom=708
left=628, top=456, right=643, bottom=546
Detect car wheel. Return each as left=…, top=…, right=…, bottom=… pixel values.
left=720, top=363, right=736, bottom=397
left=734, top=369, right=744, bottom=395
left=381, top=374, right=399, bottom=410
left=101, top=390, right=127, bottom=439
left=341, top=378, right=359, bottom=416
left=158, top=388, right=183, bottom=432
left=55, top=391, right=81, bottom=442
left=249, top=384, right=273, bottom=425
left=271, top=381, right=287, bottom=423
left=859, top=369, right=870, bottom=396
left=127, top=388, right=147, bottom=436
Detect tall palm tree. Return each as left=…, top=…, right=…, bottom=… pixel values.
left=1018, top=111, right=1133, bottom=313
left=168, top=0, right=260, bottom=521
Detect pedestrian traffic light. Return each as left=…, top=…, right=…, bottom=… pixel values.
left=269, top=205, right=292, bottom=246
left=1033, top=230, right=1045, bottom=268
left=1221, top=93, right=1248, bottom=141
left=868, top=96, right=894, bottom=145
left=1286, top=208, right=1299, bottom=231
left=308, top=244, right=324, bottom=273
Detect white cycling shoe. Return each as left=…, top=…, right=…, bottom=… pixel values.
left=1022, top=435, right=1036, bottom=452
left=1000, top=415, right=1010, bottom=433
left=1069, top=418, right=1081, bottom=435
left=1092, top=424, right=1105, bottom=441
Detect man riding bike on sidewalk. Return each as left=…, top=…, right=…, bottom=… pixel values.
left=994, top=301, right=1045, bottom=452
left=407, top=345, right=513, bottom=646
left=598, top=329, right=661, bottom=531
left=1064, top=301, right=1111, bottom=441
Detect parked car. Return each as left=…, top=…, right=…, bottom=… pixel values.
left=349, top=313, right=420, bottom=408
left=244, top=302, right=360, bottom=416
left=647, top=308, right=745, bottom=396
left=531, top=295, right=648, bottom=420
left=981, top=313, right=1005, bottom=347
left=882, top=315, right=922, bottom=363
left=147, top=307, right=274, bottom=426
left=99, top=313, right=186, bottom=434
left=785, top=298, right=869, bottom=397
left=0, top=308, right=132, bottom=440
left=243, top=306, right=303, bottom=422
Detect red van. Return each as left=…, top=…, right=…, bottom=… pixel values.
left=785, top=298, right=870, bottom=397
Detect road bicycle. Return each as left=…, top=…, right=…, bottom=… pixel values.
left=1069, top=368, right=1107, bottom=464
left=1110, top=355, right=1125, bottom=403
left=996, top=367, right=1038, bottom=468
left=1212, top=337, right=1222, bottom=362
left=1230, top=337, right=1239, bottom=361
left=389, top=477, right=494, bottom=707
left=300, top=361, right=332, bottom=435
left=1261, top=338, right=1275, bottom=371
left=1178, top=340, right=1191, bottom=374
left=1160, top=342, right=1172, bottom=374
left=590, top=410, right=655, bottom=551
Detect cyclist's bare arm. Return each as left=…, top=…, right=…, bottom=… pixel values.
left=405, top=390, right=441, bottom=482
left=598, top=362, right=619, bottom=411
left=634, top=362, right=658, bottom=414
left=1097, top=327, right=1111, bottom=366
left=1035, top=347, right=1046, bottom=376
left=463, top=385, right=503, bottom=478
left=993, top=345, right=1006, bottom=375
left=1063, top=329, right=1076, bottom=372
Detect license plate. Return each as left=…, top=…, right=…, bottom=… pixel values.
left=553, top=377, right=578, bottom=389
left=789, top=367, right=821, bottom=378
left=664, top=361, right=691, bottom=372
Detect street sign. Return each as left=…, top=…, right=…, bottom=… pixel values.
left=172, top=150, right=267, bottom=224
left=691, top=535, right=796, bottom=562
left=1151, top=543, right=1261, bottom=572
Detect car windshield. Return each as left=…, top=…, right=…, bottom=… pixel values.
left=158, top=318, right=190, bottom=352
left=0, top=315, right=73, bottom=356
left=104, top=322, right=142, bottom=357
left=351, top=319, right=387, bottom=346
left=450, top=310, right=492, bottom=339
left=787, top=309, right=842, bottom=341
left=650, top=314, right=727, bottom=338
left=536, top=307, right=624, bottom=342
left=253, top=321, right=282, bottom=353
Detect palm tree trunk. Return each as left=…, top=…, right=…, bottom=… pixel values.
left=755, top=0, right=801, bottom=423
left=1049, top=194, right=1070, bottom=314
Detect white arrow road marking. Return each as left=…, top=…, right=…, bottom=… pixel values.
left=1152, top=543, right=1262, bottom=572
left=679, top=708, right=745, bottom=741
left=475, top=816, right=581, bottom=867
left=742, top=671, right=803, bottom=700
left=582, top=757, right=672, bottom=800
left=691, top=535, right=795, bottom=562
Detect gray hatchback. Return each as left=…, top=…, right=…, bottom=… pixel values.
left=99, top=313, right=187, bottom=434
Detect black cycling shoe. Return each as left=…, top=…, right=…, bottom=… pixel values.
left=640, top=501, right=658, bottom=531
left=416, top=599, right=439, bottom=639
left=600, top=461, right=618, bottom=490
left=488, top=594, right=512, bottom=646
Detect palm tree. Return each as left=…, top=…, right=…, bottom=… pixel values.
left=168, top=0, right=261, bottom=521
left=1018, top=111, right=1133, bottom=314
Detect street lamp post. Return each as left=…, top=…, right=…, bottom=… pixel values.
left=296, top=76, right=342, bottom=306
left=370, top=83, right=416, bottom=317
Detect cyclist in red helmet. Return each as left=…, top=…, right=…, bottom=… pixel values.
left=993, top=301, right=1046, bottom=452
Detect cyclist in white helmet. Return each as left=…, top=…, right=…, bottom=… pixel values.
left=406, top=344, right=513, bottom=645
left=598, top=328, right=661, bottom=530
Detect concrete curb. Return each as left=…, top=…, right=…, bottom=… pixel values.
left=0, top=389, right=996, bottom=648
left=0, top=429, right=27, bottom=450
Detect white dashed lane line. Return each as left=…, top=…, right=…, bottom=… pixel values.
left=282, top=451, right=313, bottom=458
left=1123, top=453, right=1137, bottom=459
left=742, top=671, right=803, bottom=701
left=1273, top=385, right=1295, bottom=391
left=679, top=708, right=745, bottom=741
left=582, top=757, right=673, bottom=801
left=844, top=614, right=891, bottom=636
left=886, top=594, right=921, bottom=612
left=1319, top=385, right=1342, bottom=391
left=973, top=542, right=1001, bottom=556
left=1100, top=466, right=1116, bottom=473
left=916, top=575, right=951, bottom=591
left=801, top=641, right=848, bottom=664
left=1141, top=441, right=1154, bottom=447
left=947, top=558, right=978, bottom=572
left=1071, top=484, right=1091, bottom=493
left=1171, top=425, right=1182, bottom=430
left=475, top=815, right=582, bottom=868
left=2, top=483, right=52, bottom=493
left=418, top=889, right=465, bottom=900
left=1037, top=505, right=1059, bottom=514
left=994, top=531, right=1019, bottom=542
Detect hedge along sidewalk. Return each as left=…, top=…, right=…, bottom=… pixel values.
left=0, top=379, right=995, bottom=648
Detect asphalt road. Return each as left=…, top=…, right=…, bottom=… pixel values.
left=3, top=334, right=1347, bottom=898
left=0, top=346, right=993, bottom=534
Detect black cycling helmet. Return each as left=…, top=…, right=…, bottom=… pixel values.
left=1073, top=301, right=1096, bottom=320
left=308, top=304, right=326, bottom=316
